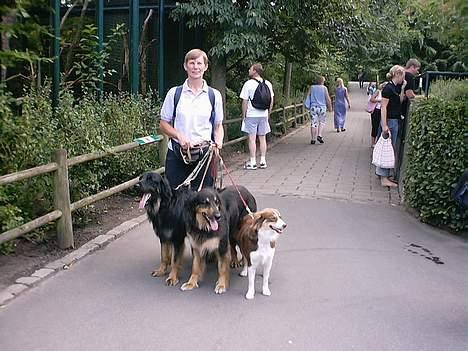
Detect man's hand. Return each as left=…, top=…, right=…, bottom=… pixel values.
left=177, top=133, right=190, bottom=149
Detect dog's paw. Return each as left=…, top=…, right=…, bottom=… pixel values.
left=151, top=267, right=167, bottom=277
left=239, top=269, right=247, bottom=277
left=214, top=283, right=227, bottom=294
left=262, top=287, right=271, bottom=296
left=180, top=281, right=198, bottom=291
left=230, top=259, right=243, bottom=269
left=165, top=276, right=179, bottom=286
left=245, top=291, right=255, bottom=300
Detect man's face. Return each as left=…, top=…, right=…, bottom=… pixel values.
left=409, top=65, right=420, bottom=75
left=248, top=66, right=256, bottom=78
left=184, top=55, right=207, bottom=79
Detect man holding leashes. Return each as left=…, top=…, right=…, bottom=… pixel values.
left=159, top=49, right=224, bottom=190
left=240, top=63, right=274, bottom=170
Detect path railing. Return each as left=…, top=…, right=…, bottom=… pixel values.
left=0, top=101, right=308, bottom=249
left=0, top=135, right=166, bottom=249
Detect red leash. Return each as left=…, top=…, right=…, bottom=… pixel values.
left=218, top=155, right=253, bottom=216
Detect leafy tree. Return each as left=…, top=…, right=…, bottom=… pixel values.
left=0, top=0, right=51, bottom=90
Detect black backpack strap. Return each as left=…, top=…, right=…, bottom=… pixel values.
left=172, top=85, right=183, bottom=125
left=208, top=87, right=216, bottom=141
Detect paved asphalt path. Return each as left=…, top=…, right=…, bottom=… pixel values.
left=1, top=194, right=467, bottom=351
left=1, top=83, right=467, bottom=350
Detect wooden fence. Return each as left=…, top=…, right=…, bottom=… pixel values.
left=0, top=102, right=308, bottom=249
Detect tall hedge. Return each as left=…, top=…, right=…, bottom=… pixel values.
left=404, top=80, right=467, bottom=232
left=0, top=85, right=161, bottom=253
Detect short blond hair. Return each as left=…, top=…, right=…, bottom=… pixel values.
left=184, top=49, right=208, bottom=65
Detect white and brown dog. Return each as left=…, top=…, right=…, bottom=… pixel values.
left=234, top=208, right=286, bottom=300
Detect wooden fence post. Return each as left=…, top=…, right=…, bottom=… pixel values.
left=54, top=149, right=74, bottom=249
left=159, top=135, right=168, bottom=167
left=282, top=107, right=287, bottom=134
left=292, top=104, right=297, bottom=128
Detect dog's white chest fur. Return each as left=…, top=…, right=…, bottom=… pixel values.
left=250, top=237, right=276, bottom=265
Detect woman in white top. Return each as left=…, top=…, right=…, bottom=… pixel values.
left=159, top=49, right=224, bottom=189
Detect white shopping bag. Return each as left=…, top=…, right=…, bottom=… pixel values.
left=372, top=133, right=395, bottom=169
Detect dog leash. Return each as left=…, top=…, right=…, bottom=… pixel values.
left=218, top=155, right=253, bottom=217
left=175, top=144, right=214, bottom=190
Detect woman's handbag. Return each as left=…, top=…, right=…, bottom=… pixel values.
left=372, top=132, right=395, bottom=168
left=366, top=94, right=377, bottom=113
left=172, top=140, right=211, bottom=165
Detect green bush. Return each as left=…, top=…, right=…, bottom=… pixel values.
left=0, top=85, right=161, bottom=253
left=404, top=79, right=467, bottom=232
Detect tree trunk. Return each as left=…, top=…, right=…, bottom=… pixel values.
left=210, top=55, right=226, bottom=116
left=1, top=13, right=15, bottom=81
left=63, top=0, right=89, bottom=78
left=139, top=10, right=154, bottom=96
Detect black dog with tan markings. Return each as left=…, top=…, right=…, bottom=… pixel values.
left=181, top=188, right=232, bottom=294
left=136, top=172, right=191, bottom=286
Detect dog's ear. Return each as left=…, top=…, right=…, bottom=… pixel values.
left=160, top=176, right=172, bottom=202
left=254, top=212, right=266, bottom=229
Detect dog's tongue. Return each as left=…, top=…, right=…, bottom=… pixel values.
left=210, top=219, right=219, bottom=231
left=139, top=193, right=151, bottom=209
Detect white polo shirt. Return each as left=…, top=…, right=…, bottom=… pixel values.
left=160, top=80, right=223, bottom=150
left=239, top=78, right=274, bottom=118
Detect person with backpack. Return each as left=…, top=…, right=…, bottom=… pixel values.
left=239, top=63, right=274, bottom=170
left=159, top=49, right=224, bottom=189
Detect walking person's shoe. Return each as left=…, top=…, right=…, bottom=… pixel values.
left=259, top=162, right=267, bottom=169
left=341, top=128, right=346, bottom=132
left=244, top=162, right=257, bottom=170
left=317, top=136, right=324, bottom=144
left=310, top=140, right=316, bottom=145
left=336, top=129, right=340, bottom=133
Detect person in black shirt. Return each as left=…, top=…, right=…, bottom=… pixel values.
left=376, top=65, right=406, bottom=187
left=401, top=59, right=421, bottom=118
left=395, top=59, right=421, bottom=177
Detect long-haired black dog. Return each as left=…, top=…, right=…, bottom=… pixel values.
left=180, top=185, right=257, bottom=294
left=136, top=172, right=191, bottom=286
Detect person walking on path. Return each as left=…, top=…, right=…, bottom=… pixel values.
left=304, top=76, right=332, bottom=144
left=159, top=48, right=224, bottom=189
left=376, top=65, right=407, bottom=187
left=334, top=78, right=351, bottom=132
left=240, top=63, right=274, bottom=170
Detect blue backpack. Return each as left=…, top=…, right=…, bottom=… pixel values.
left=172, top=85, right=216, bottom=140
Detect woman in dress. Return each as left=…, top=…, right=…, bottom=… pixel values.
left=334, top=78, right=351, bottom=132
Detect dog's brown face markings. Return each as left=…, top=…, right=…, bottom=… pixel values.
left=236, top=208, right=286, bottom=266
left=182, top=189, right=230, bottom=294
left=194, top=196, right=222, bottom=232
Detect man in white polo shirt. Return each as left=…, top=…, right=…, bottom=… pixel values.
left=159, top=49, right=224, bottom=189
left=240, top=63, right=274, bottom=170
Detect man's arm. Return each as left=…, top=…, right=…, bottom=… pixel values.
left=159, top=120, right=190, bottom=149
left=241, top=99, right=248, bottom=119
left=213, top=122, right=224, bottom=149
